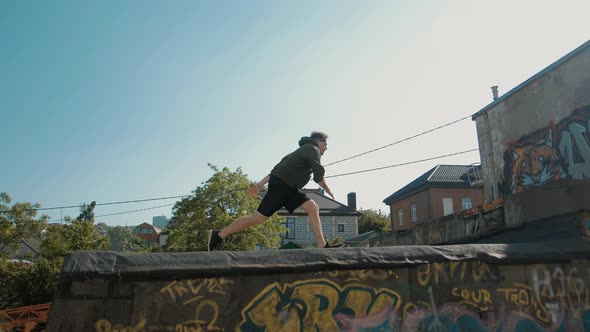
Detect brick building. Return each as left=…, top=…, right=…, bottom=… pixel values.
left=134, top=222, right=162, bottom=247
left=383, top=164, right=484, bottom=232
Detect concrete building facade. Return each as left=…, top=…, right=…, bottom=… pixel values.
left=473, top=40, right=590, bottom=206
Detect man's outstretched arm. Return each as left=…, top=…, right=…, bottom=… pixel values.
left=246, top=175, right=270, bottom=196
left=317, top=179, right=334, bottom=199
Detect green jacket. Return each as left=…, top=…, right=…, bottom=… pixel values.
left=270, top=137, right=325, bottom=189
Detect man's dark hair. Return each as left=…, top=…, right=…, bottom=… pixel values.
left=310, top=131, right=328, bottom=142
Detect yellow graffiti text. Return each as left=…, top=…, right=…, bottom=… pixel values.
left=95, top=319, right=146, bottom=332
left=326, top=269, right=399, bottom=282
left=239, top=278, right=401, bottom=331
left=417, top=261, right=495, bottom=286
left=451, top=287, right=492, bottom=311
left=160, top=278, right=234, bottom=305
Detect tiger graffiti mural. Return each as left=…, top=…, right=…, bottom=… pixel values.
left=238, top=278, right=401, bottom=331
left=499, top=105, right=590, bottom=195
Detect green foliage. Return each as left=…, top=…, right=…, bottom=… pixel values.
left=0, top=192, right=47, bottom=259
left=166, top=164, right=285, bottom=251
left=40, top=217, right=109, bottom=259
left=97, top=223, right=146, bottom=251
left=0, top=195, right=111, bottom=309
left=0, top=193, right=53, bottom=308
left=358, top=209, right=391, bottom=234
left=0, top=258, right=60, bottom=308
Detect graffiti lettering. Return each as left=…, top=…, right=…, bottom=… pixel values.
left=95, top=319, right=146, bottom=332
left=496, top=284, right=551, bottom=324
left=238, top=279, right=401, bottom=331
left=451, top=287, right=492, bottom=311
left=500, top=105, right=590, bottom=195
left=160, top=278, right=233, bottom=305
left=417, top=261, right=496, bottom=286
left=326, top=269, right=399, bottom=282
left=95, top=320, right=215, bottom=332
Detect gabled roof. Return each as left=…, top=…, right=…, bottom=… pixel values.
left=472, top=39, right=590, bottom=119
left=2, top=238, right=41, bottom=259
left=135, top=222, right=162, bottom=234
left=383, top=164, right=481, bottom=205
left=277, top=189, right=361, bottom=216
left=279, top=241, right=303, bottom=249
left=344, top=230, right=380, bottom=247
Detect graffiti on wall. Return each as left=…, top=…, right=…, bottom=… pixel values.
left=238, top=278, right=401, bottom=331
left=498, top=104, right=590, bottom=195
left=83, top=262, right=590, bottom=332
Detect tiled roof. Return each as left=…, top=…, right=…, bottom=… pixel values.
left=277, top=189, right=360, bottom=216
left=383, top=164, right=481, bottom=205
left=344, top=230, right=380, bottom=247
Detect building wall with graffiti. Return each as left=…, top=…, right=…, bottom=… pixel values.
left=47, top=244, right=590, bottom=331
left=473, top=40, right=590, bottom=202
left=498, top=104, right=590, bottom=196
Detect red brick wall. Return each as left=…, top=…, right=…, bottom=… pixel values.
left=389, top=187, right=484, bottom=232
left=135, top=224, right=159, bottom=244
left=389, top=191, right=429, bottom=232
left=428, top=187, right=484, bottom=217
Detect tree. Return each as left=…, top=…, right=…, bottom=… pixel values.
left=166, top=164, right=285, bottom=251
left=0, top=196, right=112, bottom=308
left=0, top=193, right=50, bottom=308
left=358, top=209, right=391, bottom=234
left=105, top=225, right=146, bottom=251
left=0, top=192, right=47, bottom=259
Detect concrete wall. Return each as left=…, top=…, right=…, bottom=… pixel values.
left=48, top=243, right=590, bottom=331
left=474, top=41, right=590, bottom=204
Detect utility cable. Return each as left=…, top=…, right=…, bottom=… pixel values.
left=325, top=148, right=478, bottom=179
left=48, top=203, right=177, bottom=223
left=2, top=187, right=251, bottom=214
left=325, top=115, right=472, bottom=167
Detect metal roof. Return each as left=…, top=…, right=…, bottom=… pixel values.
left=383, top=164, right=481, bottom=205
left=277, top=189, right=360, bottom=216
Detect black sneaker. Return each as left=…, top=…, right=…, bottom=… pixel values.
left=208, top=230, right=223, bottom=251
left=324, top=241, right=346, bottom=248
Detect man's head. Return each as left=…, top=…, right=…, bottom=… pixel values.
left=310, top=131, right=328, bottom=155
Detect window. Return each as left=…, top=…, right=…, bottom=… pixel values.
left=411, top=204, right=417, bottom=222
left=140, top=228, right=152, bottom=234
left=338, top=224, right=345, bottom=232
left=462, top=198, right=473, bottom=210
left=398, top=209, right=403, bottom=225
left=284, top=218, right=295, bottom=239
left=443, top=198, right=454, bottom=216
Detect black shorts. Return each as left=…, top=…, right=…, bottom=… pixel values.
left=257, top=175, right=310, bottom=217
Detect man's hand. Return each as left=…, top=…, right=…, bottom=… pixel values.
left=246, top=185, right=259, bottom=197
left=318, top=179, right=334, bottom=199
left=325, top=189, right=334, bottom=199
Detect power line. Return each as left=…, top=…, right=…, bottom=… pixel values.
left=3, top=194, right=192, bottom=213
left=4, top=187, right=251, bottom=214
left=48, top=203, right=178, bottom=223
left=325, top=149, right=479, bottom=179
left=325, top=115, right=472, bottom=167
left=96, top=203, right=177, bottom=218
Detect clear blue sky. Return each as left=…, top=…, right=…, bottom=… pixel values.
left=2, top=0, right=589, bottom=226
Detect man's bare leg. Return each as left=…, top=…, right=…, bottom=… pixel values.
left=300, top=200, right=326, bottom=248
left=219, top=213, right=268, bottom=239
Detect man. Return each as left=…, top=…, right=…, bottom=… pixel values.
left=208, top=131, right=344, bottom=251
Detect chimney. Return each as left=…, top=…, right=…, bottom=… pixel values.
left=491, top=86, right=499, bottom=100
left=347, top=192, right=357, bottom=210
